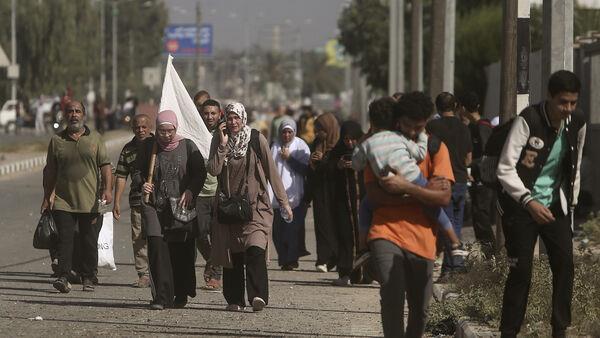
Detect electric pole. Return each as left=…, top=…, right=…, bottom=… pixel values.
left=11, top=0, right=17, bottom=101
left=388, top=0, right=404, bottom=94
left=410, top=0, right=423, bottom=91
left=196, top=1, right=202, bottom=92
left=542, top=1, right=573, bottom=87
left=112, top=0, right=118, bottom=109
left=429, top=0, right=455, bottom=96
left=100, top=0, right=106, bottom=101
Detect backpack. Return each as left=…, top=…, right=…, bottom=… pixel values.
left=478, top=118, right=515, bottom=186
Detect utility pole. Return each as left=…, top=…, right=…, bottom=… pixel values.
left=542, top=1, right=573, bottom=87
left=196, top=1, right=202, bottom=91
left=388, top=0, right=404, bottom=94
left=100, top=0, right=106, bottom=101
left=410, top=0, right=423, bottom=91
left=517, top=2, right=530, bottom=114
left=10, top=0, right=16, bottom=101
left=500, top=1, right=517, bottom=124
left=112, top=0, right=118, bottom=109
left=429, top=0, right=455, bottom=96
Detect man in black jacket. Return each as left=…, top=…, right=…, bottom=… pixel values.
left=497, top=70, right=586, bottom=338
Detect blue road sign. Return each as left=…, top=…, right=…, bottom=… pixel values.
left=163, top=24, right=213, bottom=57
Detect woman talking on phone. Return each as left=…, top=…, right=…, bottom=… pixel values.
left=207, top=102, right=291, bottom=312
left=330, top=121, right=366, bottom=286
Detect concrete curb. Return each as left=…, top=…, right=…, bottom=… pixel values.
left=432, top=283, right=500, bottom=338
left=0, top=135, right=131, bottom=177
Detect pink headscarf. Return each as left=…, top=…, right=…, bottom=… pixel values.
left=156, top=110, right=183, bottom=152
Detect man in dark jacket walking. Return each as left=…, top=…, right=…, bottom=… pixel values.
left=497, top=70, right=586, bottom=338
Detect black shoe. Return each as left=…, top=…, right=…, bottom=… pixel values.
left=52, top=277, right=72, bottom=293
left=173, top=296, right=187, bottom=309
left=82, top=278, right=95, bottom=292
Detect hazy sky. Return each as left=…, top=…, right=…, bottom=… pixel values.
left=164, top=0, right=349, bottom=52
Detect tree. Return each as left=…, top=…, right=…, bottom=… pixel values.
left=338, top=0, right=389, bottom=92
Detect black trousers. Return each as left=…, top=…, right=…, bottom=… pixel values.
left=313, top=190, right=338, bottom=267
left=52, top=211, right=100, bottom=279
left=500, top=204, right=573, bottom=336
left=469, top=183, right=496, bottom=256
left=148, top=236, right=197, bottom=307
left=223, top=246, right=268, bottom=306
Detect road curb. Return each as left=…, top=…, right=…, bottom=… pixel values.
left=0, top=135, right=130, bottom=177
left=432, top=283, right=500, bottom=337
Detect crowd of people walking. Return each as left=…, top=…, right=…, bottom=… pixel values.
left=39, top=70, right=586, bottom=337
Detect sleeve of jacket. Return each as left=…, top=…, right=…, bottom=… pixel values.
left=497, top=116, right=533, bottom=206
left=571, top=123, right=587, bottom=206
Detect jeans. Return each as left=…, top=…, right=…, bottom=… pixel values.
left=369, top=239, right=433, bottom=338
left=441, top=182, right=467, bottom=272
left=499, top=204, right=573, bottom=337
left=195, top=196, right=222, bottom=280
left=52, top=211, right=100, bottom=279
left=469, top=183, right=496, bottom=257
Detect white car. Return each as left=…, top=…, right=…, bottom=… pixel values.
left=0, top=100, right=26, bottom=133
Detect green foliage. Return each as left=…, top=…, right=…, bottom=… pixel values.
left=427, top=252, right=600, bottom=336
left=0, top=0, right=166, bottom=104
left=581, top=215, right=600, bottom=245
left=337, top=0, right=389, bottom=92
left=301, top=50, right=345, bottom=97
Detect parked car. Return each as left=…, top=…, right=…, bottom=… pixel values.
left=0, top=100, right=32, bottom=133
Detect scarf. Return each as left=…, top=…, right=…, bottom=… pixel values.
left=313, top=112, right=340, bottom=154
left=156, top=110, right=183, bottom=152
left=225, top=102, right=252, bottom=160
left=270, top=119, right=311, bottom=209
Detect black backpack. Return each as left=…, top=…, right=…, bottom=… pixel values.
left=478, top=118, right=515, bottom=186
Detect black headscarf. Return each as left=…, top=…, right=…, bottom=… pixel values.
left=331, top=120, right=364, bottom=158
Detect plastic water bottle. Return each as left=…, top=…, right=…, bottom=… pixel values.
left=280, top=207, right=293, bottom=223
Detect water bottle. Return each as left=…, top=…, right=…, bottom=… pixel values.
left=280, top=207, right=293, bottom=223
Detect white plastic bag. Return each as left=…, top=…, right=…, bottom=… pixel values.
left=97, top=212, right=117, bottom=270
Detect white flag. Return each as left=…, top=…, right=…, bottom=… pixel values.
left=159, top=54, right=212, bottom=158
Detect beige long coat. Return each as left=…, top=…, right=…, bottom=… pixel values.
left=207, top=131, right=289, bottom=268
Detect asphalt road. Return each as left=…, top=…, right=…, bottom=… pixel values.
left=0, top=146, right=384, bottom=337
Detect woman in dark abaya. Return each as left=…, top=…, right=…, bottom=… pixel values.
left=330, top=120, right=367, bottom=286
left=307, top=112, right=340, bottom=272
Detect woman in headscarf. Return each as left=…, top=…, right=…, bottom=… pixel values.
left=330, top=121, right=367, bottom=286
left=207, top=102, right=291, bottom=312
left=307, top=112, right=340, bottom=272
left=138, top=110, right=207, bottom=310
left=270, top=119, right=311, bottom=270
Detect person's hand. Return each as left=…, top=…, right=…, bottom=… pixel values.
left=113, top=204, right=121, bottom=220
left=179, top=189, right=193, bottom=209
left=280, top=147, right=290, bottom=160
left=379, top=168, right=411, bottom=193
left=526, top=200, right=555, bottom=224
left=337, top=157, right=352, bottom=169
left=310, top=151, right=323, bottom=163
left=426, top=176, right=451, bottom=191
left=142, top=182, right=154, bottom=194
left=101, top=189, right=113, bottom=205
left=218, top=122, right=228, bottom=146
left=283, top=203, right=293, bottom=222
left=40, top=195, right=54, bottom=214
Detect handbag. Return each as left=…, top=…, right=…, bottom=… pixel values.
left=33, top=210, right=58, bottom=249
left=217, top=150, right=253, bottom=224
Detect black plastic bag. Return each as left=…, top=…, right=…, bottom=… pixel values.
left=33, top=210, right=58, bottom=249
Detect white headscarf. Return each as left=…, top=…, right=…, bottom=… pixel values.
left=225, top=102, right=252, bottom=160
left=270, top=119, right=311, bottom=209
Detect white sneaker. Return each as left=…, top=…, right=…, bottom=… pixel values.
left=252, top=297, right=266, bottom=312
left=315, top=264, right=328, bottom=273
left=332, top=276, right=351, bottom=287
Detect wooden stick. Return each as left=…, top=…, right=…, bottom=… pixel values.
left=143, top=142, right=158, bottom=203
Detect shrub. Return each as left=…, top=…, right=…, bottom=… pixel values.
left=427, top=250, right=600, bottom=336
